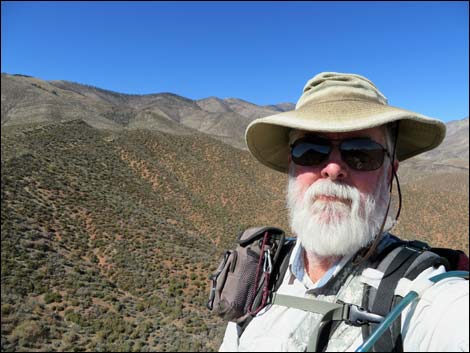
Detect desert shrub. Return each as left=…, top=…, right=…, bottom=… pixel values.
left=63, top=327, right=79, bottom=345
left=136, top=302, right=145, bottom=312
left=1, top=303, right=13, bottom=316
left=11, top=319, right=47, bottom=344
left=64, top=309, right=84, bottom=326
left=44, top=291, right=63, bottom=304
left=90, top=253, right=99, bottom=263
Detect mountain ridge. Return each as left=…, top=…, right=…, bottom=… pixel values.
left=2, top=73, right=292, bottom=149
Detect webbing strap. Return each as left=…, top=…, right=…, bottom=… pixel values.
left=273, top=294, right=346, bottom=352
left=369, top=246, right=422, bottom=352
left=373, top=247, right=421, bottom=316
left=273, top=294, right=345, bottom=317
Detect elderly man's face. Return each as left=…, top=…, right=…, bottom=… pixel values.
left=290, top=126, right=390, bottom=198
left=287, top=126, right=397, bottom=257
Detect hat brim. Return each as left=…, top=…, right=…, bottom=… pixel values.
left=245, top=100, right=446, bottom=173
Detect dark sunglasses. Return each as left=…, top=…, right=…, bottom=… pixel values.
left=290, top=135, right=390, bottom=171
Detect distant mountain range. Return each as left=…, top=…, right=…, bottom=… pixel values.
left=417, top=117, right=469, bottom=163
left=1, top=73, right=468, bottom=352
left=1, top=73, right=294, bottom=150
left=398, top=117, right=468, bottom=183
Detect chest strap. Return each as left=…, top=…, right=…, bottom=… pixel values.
left=273, top=294, right=384, bottom=352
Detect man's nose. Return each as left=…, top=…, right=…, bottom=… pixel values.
left=320, top=147, right=348, bottom=180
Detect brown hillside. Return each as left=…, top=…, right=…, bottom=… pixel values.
left=393, top=172, right=469, bottom=252
left=1, top=120, right=288, bottom=352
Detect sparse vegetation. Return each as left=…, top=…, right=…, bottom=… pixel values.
left=1, top=73, right=468, bottom=352
left=1, top=120, right=289, bottom=351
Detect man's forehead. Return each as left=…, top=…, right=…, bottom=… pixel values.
left=289, top=126, right=386, bottom=144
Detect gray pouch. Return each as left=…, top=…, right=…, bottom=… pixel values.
left=206, top=226, right=288, bottom=323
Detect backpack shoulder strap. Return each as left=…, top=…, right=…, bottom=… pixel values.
left=361, top=237, right=447, bottom=352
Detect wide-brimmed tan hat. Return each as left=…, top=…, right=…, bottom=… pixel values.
left=246, top=72, right=446, bottom=173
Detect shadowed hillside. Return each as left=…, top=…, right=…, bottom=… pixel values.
left=1, top=120, right=288, bottom=352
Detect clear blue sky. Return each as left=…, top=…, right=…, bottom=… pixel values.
left=2, top=1, right=468, bottom=122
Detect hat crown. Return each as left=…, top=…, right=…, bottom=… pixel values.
left=296, top=72, right=388, bottom=109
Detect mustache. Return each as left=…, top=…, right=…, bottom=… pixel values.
left=306, top=180, right=360, bottom=204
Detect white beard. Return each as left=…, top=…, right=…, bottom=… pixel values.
left=286, top=170, right=394, bottom=257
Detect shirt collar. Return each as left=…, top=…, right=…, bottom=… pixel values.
left=288, top=240, right=350, bottom=290
left=287, top=234, right=394, bottom=290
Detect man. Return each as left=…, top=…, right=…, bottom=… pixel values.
left=219, top=72, right=469, bottom=351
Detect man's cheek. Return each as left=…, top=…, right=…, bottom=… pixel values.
left=294, top=181, right=309, bottom=202
left=295, top=172, right=316, bottom=191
